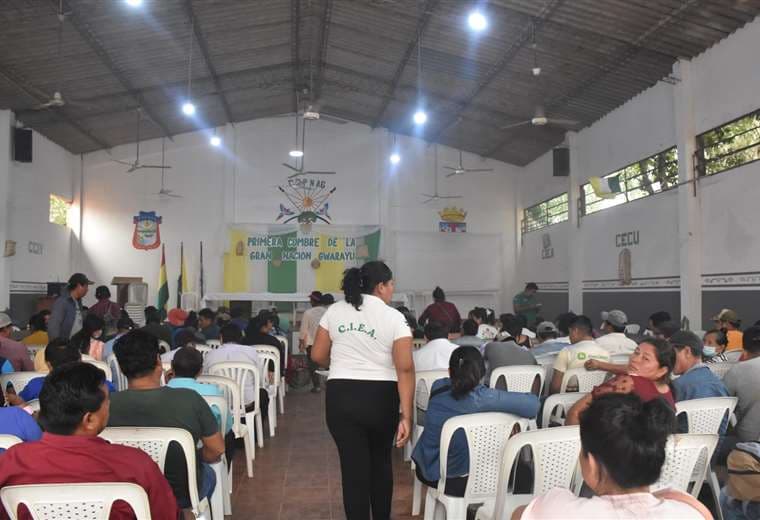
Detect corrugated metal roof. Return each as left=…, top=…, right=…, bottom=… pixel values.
left=0, top=0, right=758, bottom=165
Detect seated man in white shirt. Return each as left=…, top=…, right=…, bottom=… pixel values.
left=595, top=309, right=638, bottom=356
left=549, top=315, right=610, bottom=394
left=413, top=321, right=459, bottom=372
left=204, top=324, right=266, bottom=411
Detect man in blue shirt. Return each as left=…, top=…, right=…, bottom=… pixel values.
left=0, top=406, right=42, bottom=451
left=167, top=346, right=232, bottom=434
left=9, top=339, right=114, bottom=405
left=671, top=331, right=729, bottom=433
left=167, top=345, right=236, bottom=467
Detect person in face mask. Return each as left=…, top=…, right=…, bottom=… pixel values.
left=703, top=329, right=730, bottom=363
left=670, top=331, right=729, bottom=427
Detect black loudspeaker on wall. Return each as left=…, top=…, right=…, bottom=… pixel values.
left=553, top=147, right=569, bottom=177
left=13, top=128, right=33, bottom=163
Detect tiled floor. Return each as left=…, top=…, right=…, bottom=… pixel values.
left=229, top=390, right=417, bottom=519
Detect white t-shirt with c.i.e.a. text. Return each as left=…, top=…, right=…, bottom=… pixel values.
left=319, top=294, right=412, bottom=382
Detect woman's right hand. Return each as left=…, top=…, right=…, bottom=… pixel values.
left=585, top=359, right=601, bottom=371
left=395, top=415, right=412, bottom=448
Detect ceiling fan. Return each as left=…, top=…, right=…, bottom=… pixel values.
left=34, top=1, right=88, bottom=111
left=444, top=149, right=494, bottom=177
left=156, top=139, right=181, bottom=199
left=112, top=110, right=173, bottom=173
left=281, top=118, right=337, bottom=179
left=422, top=145, right=463, bottom=204
left=500, top=104, right=580, bottom=131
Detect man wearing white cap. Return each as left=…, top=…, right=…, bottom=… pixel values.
left=0, top=313, right=34, bottom=372
left=596, top=310, right=637, bottom=356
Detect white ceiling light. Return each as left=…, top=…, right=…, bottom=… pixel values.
left=181, top=102, right=196, bottom=116
left=125, top=0, right=143, bottom=6
left=390, top=153, right=401, bottom=165
left=468, top=10, right=487, bottom=32
left=289, top=150, right=304, bottom=158
left=413, top=110, right=427, bottom=126
left=210, top=135, right=221, bottom=147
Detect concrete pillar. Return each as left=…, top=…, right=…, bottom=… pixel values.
left=673, top=59, right=703, bottom=330
left=0, top=110, right=12, bottom=310
left=566, top=132, right=584, bottom=313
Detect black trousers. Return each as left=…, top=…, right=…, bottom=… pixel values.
left=326, top=379, right=399, bottom=520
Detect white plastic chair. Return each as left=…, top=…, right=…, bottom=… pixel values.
left=0, top=371, right=44, bottom=393
left=475, top=426, right=582, bottom=520
left=652, top=433, right=718, bottom=496
left=203, top=394, right=233, bottom=517
left=99, top=426, right=209, bottom=519
left=624, top=324, right=641, bottom=335
left=676, top=397, right=738, bottom=520
left=253, top=345, right=285, bottom=415
left=541, top=392, right=588, bottom=428
left=273, top=336, right=288, bottom=396
left=0, top=482, right=152, bottom=520
left=724, top=351, right=743, bottom=362
left=534, top=355, right=558, bottom=396
left=25, top=344, right=45, bottom=361
left=83, top=358, right=112, bottom=382
left=158, top=340, right=170, bottom=354
left=195, top=344, right=213, bottom=359
left=0, top=434, right=22, bottom=450
left=206, top=339, right=221, bottom=349
left=706, top=362, right=736, bottom=379
left=255, top=350, right=280, bottom=437
left=198, top=374, right=255, bottom=479
left=208, top=361, right=264, bottom=451
left=559, top=368, right=607, bottom=393
left=489, top=366, right=544, bottom=395
left=411, top=370, right=450, bottom=515
left=609, top=354, right=630, bottom=366
left=106, top=354, right=128, bottom=392
left=423, top=412, right=528, bottom=520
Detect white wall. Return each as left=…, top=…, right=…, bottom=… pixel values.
left=76, top=117, right=520, bottom=310
left=8, top=130, right=76, bottom=285
left=516, top=16, right=760, bottom=325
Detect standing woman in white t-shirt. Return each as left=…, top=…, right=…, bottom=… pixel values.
left=311, top=261, right=414, bottom=520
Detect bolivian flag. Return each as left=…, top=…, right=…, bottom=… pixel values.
left=589, top=175, right=622, bottom=199
left=157, top=244, right=169, bottom=319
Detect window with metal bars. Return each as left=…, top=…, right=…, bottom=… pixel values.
left=581, top=147, right=679, bottom=216
left=696, top=109, right=760, bottom=177
left=522, top=193, right=569, bottom=234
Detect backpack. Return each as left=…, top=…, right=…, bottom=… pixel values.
left=727, top=441, right=760, bottom=502
left=286, top=354, right=311, bottom=390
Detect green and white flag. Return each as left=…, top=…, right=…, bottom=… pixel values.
left=589, top=175, right=622, bottom=199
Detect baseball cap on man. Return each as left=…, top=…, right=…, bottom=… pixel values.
left=670, top=330, right=704, bottom=356
left=0, top=313, right=12, bottom=329
left=601, top=310, right=628, bottom=328
left=536, top=321, right=558, bottom=335
left=713, top=308, right=739, bottom=323
left=67, top=273, right=94, bottom=288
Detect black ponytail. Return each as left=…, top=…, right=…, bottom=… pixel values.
left=341, top=261, right=393, bottom=311
left=449, top=346, right=485, bottom=400
left=580, top=393, right=676, bottom=489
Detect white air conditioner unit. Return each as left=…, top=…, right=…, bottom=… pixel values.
left=127, top=283, right=148, bottom=305
left=124, top=302, right=146, bottom=327
left=181, top=292, right=199, bottom=312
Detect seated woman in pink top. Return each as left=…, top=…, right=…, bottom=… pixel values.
left=513, top=393, right=711, bottom=520
left=566, top=337, right=676, bottom=425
